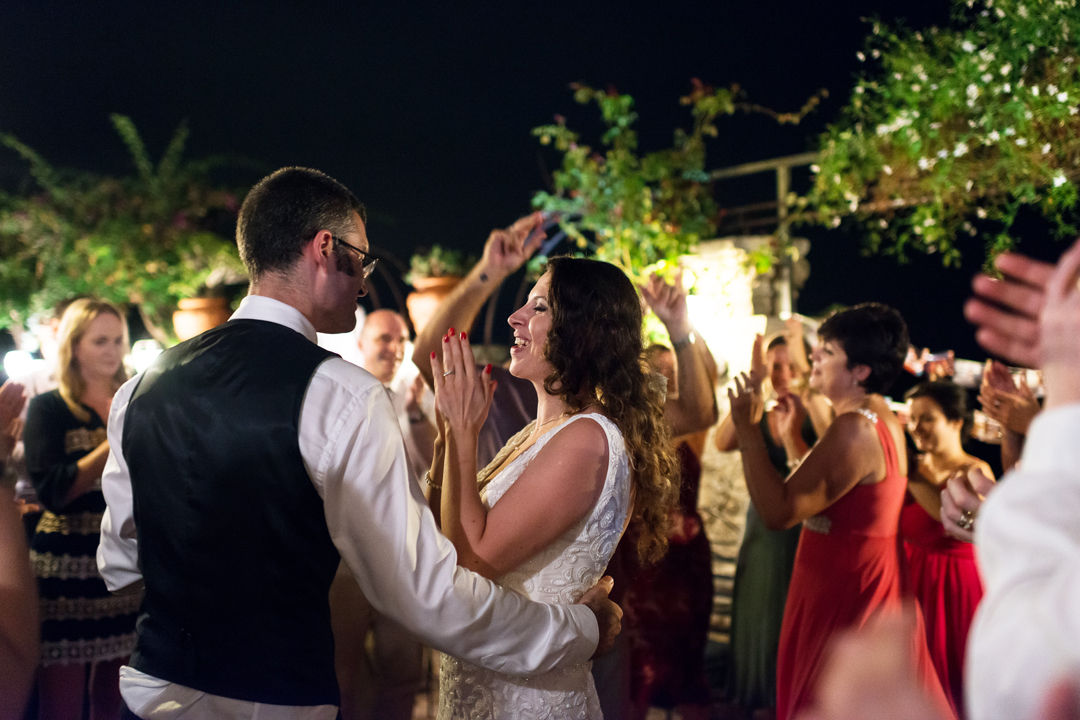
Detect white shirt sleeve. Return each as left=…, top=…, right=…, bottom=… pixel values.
left=302, top=357, right=598, bottom=675
left=98, top=376, right=143, bottom=592
left=967, top=404, right=1080, bottom=720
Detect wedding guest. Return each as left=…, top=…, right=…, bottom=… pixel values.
left=903, top=380, right=992, bottom=717
left=331, top=309, right=430, bottom=720
left=619, top=270, right=719, bottom=720
left=962, top=238, right=1080, bottom=720
left=0, top=379, right=37, bottom=720
left=715, top=331, right=826, bottom=718
left=9, top=297, right=88, bottom=535
left=24, top=298, right=139, bottom=720
left=728, top=303, right=953, bottom=720
left=977, top=359, right=1040, bottom=472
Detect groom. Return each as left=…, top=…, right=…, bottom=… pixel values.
left=97, top=166, right=620, bottom=718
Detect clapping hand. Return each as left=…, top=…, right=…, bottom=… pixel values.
left=430, top=329, right=496, bottom=438
left=940, top=466, right=995, bottom=542
left=774, top=392, right=807, bottom=441
left=978, top=359, right=1039, bottom=434
left=727, top=372, right=765, bottom=429
left=1038, top=237, right=1080, bottom=408
left=964, top=249, right=1055, bottom=368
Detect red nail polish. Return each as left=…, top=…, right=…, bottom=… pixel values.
left=443, top=336, right=449, bottom=343
left=485, top=364, right=492, bottom=373
left=430, top=351, right=436, bottom=359
left=461, top=331, right=467, bottom=341
left=448, top=327, right=455, bottom=335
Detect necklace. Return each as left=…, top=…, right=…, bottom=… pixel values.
left=477, top=410, right=577, bottom=492
left=533, top=411, right=571, bottom=434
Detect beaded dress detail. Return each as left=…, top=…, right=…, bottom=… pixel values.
left=438, top=413, right=631, bottom=720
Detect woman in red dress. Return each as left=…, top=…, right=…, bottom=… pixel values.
left=904, top=380, right=994, bottom=718
left=728, top=303, right=953, bottom=720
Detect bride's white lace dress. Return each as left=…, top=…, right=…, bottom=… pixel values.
left=437, top=413, right=631, bottom=720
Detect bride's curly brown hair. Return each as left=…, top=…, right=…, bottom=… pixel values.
left=542, top=257, right=679, bottom=565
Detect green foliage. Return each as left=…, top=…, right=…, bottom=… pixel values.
left=0, top=116, right=246, bottom=342
left=802, top=0, right=1080, bottom=266
left=531, top=81, right=737, bottom=282
left=404, top=244, right=475, bottom=285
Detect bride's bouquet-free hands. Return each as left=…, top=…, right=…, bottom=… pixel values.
left=430, top=328, right=497, bottom=441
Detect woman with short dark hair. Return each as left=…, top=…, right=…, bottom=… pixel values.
left=729, top=302, right=954, bottom=720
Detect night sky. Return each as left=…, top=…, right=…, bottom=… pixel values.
left=3, top=0, right=1054, bottom=360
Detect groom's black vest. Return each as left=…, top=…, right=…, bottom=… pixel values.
left=122, top=319, right=340, bottom=705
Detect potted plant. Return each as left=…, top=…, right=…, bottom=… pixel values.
left=404, top=244, right=474, bottom=332
left=0, top=114, right=248, bottom=346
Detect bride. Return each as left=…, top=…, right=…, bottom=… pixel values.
left=427, top=256, right=677, bottom=719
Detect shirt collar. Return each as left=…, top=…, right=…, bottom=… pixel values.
left=231, top=295, right=319, bottom=344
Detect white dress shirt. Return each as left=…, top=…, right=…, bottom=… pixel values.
left=967, top=404, right=1080, bottom=720
left=98, top=295, right=597, bottom=719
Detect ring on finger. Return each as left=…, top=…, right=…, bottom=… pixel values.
left=957, top=509, right=976, bottom=531
left=442, top=369, right=456, bottom=377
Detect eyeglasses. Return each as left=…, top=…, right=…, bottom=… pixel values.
left=332, top=236, right=379, bottom=279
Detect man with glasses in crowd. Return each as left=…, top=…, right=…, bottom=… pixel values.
left=97, top=166, right=620, bottom=719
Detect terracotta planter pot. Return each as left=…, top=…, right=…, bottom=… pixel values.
left=406, top=276, right=462, bottom=333
left=172, top=296, right=232, bottom=341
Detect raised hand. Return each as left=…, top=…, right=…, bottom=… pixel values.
left=748, top=333, right=768, bottom=390
left=727, top=372, right=765, bottom=429
left=480, top=212, right=547, bottom=278
left=640, top=269, right=692, bottom=340
left=783, top=316, right=811, bottom=376
left=964, top=249, right=1056, bottom=368
left=430, top=329, right=497, bottom=438
left=1038, top=237, right=1080, bottom=408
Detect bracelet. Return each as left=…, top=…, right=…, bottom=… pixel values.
left=671, top=331, right=696, bottom=351
left=787, top=456, right=803, bottom=471
left=424, top=471, right=442, bottom=491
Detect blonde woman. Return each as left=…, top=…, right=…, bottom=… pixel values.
left=24, top=299, right=140, bottom=720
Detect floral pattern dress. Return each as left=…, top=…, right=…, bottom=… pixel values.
left=438, top=413, right=630, bottom=720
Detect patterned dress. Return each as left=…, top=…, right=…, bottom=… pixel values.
left=24, top=390, right=140, bottom=666
left=438, top=413, right=631, bottom=720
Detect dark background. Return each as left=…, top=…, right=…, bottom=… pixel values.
left=0, top=1, right=1066, bottom=360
